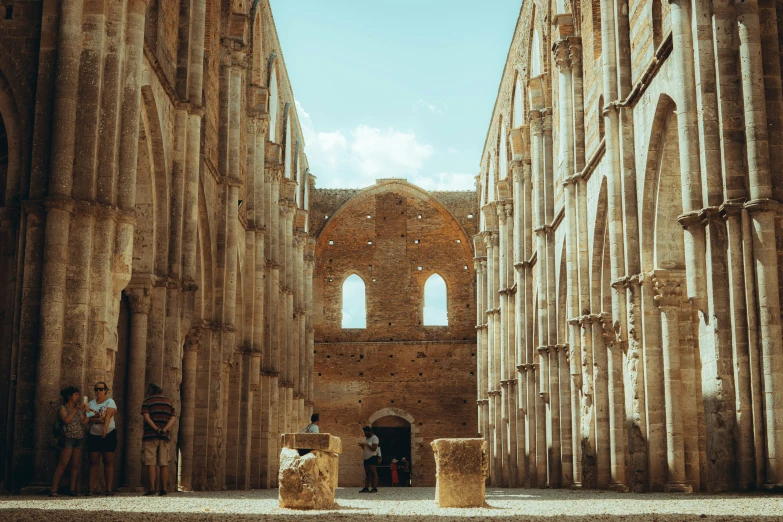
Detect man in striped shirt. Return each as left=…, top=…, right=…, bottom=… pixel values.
left=141, top=383, right=176, bottom=496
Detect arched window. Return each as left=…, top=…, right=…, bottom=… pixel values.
left=499, top=121, right=507, bottom=180
left=342, top=274, right=366, bottom=329
left=513, top=78, right=524, bottom=127
left=423, top=274, right=448, bottom=326
left=487, top=156, right=495, bottom=202
left=295, top=150, right=302, bottom=207
left=652, top=0, right=663, bottom=50
left=284, top=108, right=292, bottom=179
left=269, top=65, right=279, bottom=143
left=304, top=175, right=310, bottom=211
left=252, top=10, right=263, bottom=86
left=531, top=28, right=542, bottom=77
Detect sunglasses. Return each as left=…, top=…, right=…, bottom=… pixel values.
left=94, top=387, right=107, bottom=392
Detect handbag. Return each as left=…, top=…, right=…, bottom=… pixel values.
left=52, top=406, right=66, bottom=448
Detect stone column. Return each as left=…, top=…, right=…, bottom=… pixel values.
left=180, top=325, right=203, bottom=491
left=601, top=316, right=627, bottom=491
left=496, top=203, right=511, bottom=487
left=736, top=0, right=783, bottom=487
left=652, top=272, right=691, bottom=493
left=122, top=283, right=152, bottom=491
left=32, top=0, right=84, bottom=480
left=591, top=313, right=611, bottom=489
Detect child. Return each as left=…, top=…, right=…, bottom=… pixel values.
left=390, top=459, right=399, bottom=487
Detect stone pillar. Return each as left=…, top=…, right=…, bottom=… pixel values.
left=591, top=314, right=611, bottom=489
left=736, top=0, right=783, bottom=487
left=32, top=0, right=84, bottom=480
left=180, top=325, right=203, bottom=491
left=652, top=272, right=691, bottom=493
left=601, top=316, right=627, bottom=491
left=122, top=283, right=152, bottom=491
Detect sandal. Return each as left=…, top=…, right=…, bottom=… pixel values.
left=158, top=490, right=167, bottom=496
left=370, top=487, right=378, bottom=493
left=84, top=491, right=93, bottom=496
left=359, top=488, right=370, bottom=493
left=143, top=490, right=156, bottom=496
left=48, top=491, right=60, bottom=497
left=68, top=490, right=78, bottom=497
left=105, top=490, right=115, bottom=496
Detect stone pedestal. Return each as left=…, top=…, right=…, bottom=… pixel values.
left=431, top=438, right=488, bottom=508
left=278, top=434, right=342, bottom=509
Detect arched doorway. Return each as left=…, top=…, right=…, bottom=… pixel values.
left=372, top=415, right=411, bottom=487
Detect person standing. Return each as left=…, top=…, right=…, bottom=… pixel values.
left=141, top=383, right=176, bottom=496
left=358, top=426, right=380, bottom=493
left=86, top=382, right=117, bottom=495
left=390, top=459, right=399, bottom=487
left=50, top=386, right=90, bottom=496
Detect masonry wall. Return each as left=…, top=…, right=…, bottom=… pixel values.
left=311, top=180, right=478, bottom=486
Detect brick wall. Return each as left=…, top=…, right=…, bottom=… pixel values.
left=311, top=181, right=478, bottom=486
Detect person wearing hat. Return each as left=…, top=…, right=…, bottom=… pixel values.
left=390, top=459, right=399, bottom=487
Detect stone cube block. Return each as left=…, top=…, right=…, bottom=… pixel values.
left=278, top=447, right=339, bottom=510
left=431, top=438, right=488, bottom=508
left=281, top=433, right=342, bottom=454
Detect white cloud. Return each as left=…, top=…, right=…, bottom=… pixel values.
left=296, top=100, right=472, bottom=191
left=415, top=98, right=447, bottom=115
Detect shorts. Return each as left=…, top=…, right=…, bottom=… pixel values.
left=87, top=429, right=118, bottom=453
left=143, top=438, right=170, bottom=466
left=364, top=456, right=381, bottom=466
left=63, top=437, right=84, bottom=449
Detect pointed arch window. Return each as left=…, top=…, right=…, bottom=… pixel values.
left=488, top=156, right=495, bottom=202
left=296, top=154, right=302, bottom=207
left=284, top=111, right=292, bottom=179
left=499, top=121, right=507, bottom=180
left=342, top=274, right=366, bottom=329
left=513, top=78, right=524, bottom=127
left=269, top=66, right=279, bottom=143
left=423, top=274, right=448, bottom=326
left=531, top=28, right=542, bottom=77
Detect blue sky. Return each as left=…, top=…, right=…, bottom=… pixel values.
left=271, top=0, right=522, bottom=191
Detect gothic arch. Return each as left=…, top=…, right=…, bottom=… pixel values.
left=590, top=175, right=609, bottom=312
left=251, top=6, right=264, bottom=86
left=268, top=55, right=280, bottom=143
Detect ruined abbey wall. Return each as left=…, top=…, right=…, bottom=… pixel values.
left=0, top=0, right=313, bottom=492
left=477, top=0, right=783, bottom=493
left=310, top=180, right=478, bottom=486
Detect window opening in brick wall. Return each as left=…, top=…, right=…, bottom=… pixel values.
left=329, top=240, right=334, bottom=245
left=4, top=6, right=12, bottom=19
left=423, top=273, right=448, bottom=326
left=456, top=239, right=461, bottom=243
left=367, top=215, right=372, bottom=219
left=414, top=239, right=420, bottom=244
left=341, top=274, right=366, bottom=329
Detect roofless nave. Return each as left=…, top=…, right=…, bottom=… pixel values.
left=1, top=0, right=782, bottom=496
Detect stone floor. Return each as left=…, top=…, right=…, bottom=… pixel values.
left=1, top=487, right=782, bottom=521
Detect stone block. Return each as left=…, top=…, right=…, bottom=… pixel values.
left=281, top=433, right=342, bottom=454
left=278, top=447, right=339, bottom=510
left=431, top=438, right=488, bottom=508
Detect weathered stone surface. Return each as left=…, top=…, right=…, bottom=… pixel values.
left=278, top=447, right=339, bottom=510
left=431, top=438, right=488, bottom=508
left=281, top=433, right=343, bottom=454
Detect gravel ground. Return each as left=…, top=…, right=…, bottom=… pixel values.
left=1, top=487, right=782, bottom=521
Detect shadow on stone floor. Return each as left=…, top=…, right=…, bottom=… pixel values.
left=2, top=510, right=782, bottom=521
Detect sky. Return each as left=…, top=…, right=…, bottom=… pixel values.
left=271, top=0, right=522, bottom=191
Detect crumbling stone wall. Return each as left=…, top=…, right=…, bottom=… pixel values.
left=311, top=180, right=478, bottom=486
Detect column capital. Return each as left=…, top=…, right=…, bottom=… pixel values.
left=652, top=270, right=686, bottom=309
left=553, top=39, right=571, bottom=70
left=568, top=38, right=583, bottom=68
left=528, top=110, right=543, bottom=136
left=185, top=326, right=203, bottom=353
left=125, top=285, right=152, bottom=315
left=496, top=202, right=507, bottom=224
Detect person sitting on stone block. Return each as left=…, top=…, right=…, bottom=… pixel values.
left=298, top=413, right=321, bottom=455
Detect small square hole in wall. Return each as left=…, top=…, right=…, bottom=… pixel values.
left=391, top=400, right=395, bottom=403
left=359, top=400, right=362, bottom=403
left=462, top=422, right=467, bottom=426
left=360, top=355, right=364, bottom=359
left=391, top=373, right=395, bottom=376
left=457, top=239, right=461, bottom=243
left=367, top=215, right=372, bottom=219
left=418, top=214, right=422, bottom=219
left=419, top=373, right=422, bottom=376
left=401, top=234, right=405, bottom=238
left=464, top=265, right=469, bottom=270
left=328, top=240, right=334, bottom=245
left=368, top=241, right=373, bottom=245
left=388, top=322, right=392, bottom=326
left=471, top=353, right=475, bottom=357
left=389, top=337, right=394, bottom=341
left=418, top=400, right=421, bottom=403
left=414, top=239, right=420, bottom=244
left=470, top=371, right=474, bottom=375
left=417, top=266, right=422, bottom=271
left=318, top=373, right=322, bottom=376
left=372, top=278, right=377, bottom=282
left=325, top=215, right=329, bottom=219
left=419, top=422, right=423, bottom=426
left=359, top=372, right=363, bottom=376
left=326, top=355, right=330, bottom=359
left=464, top=400, right=468, bottom=403
left=328, top=278, right=333, bottom=282
left=468, top=213, right=474, bottom=219
left=389, top=355, right=393, bottom=359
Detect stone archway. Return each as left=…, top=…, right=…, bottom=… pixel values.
left=368, top=408, right=421, bottom=486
